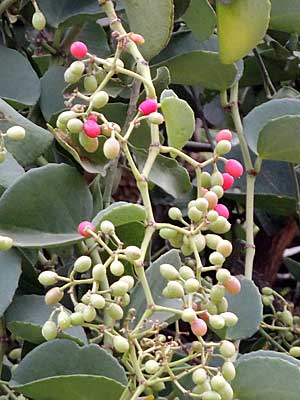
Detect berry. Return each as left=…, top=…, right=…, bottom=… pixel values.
left=216, top=269, right=231, bottom=284
left=207, top=210, right=219, bottom=222
left=92, top=91, right=109, bottom=109
left=209, top=315, right=225, bottom=330
left=38, top=271, right=58, bottom=286
left=32, top=10, right=46, bottom=30
left=148, top=112, right=164, bottom=125
left=0, top=149, right=6, bottom=163
left=205, top=234, right=222, bottom=250
left=113, top=336, right=129, bottom=353
left=220, top=340, right=236, bottom=358
left=100, top=220, right=115, bottom=234
left=45, top=287, right=63, bottom=305
left=124, top=246, right=142, bottom=261
left=6, top=126, right=26, bottom=141
left=224, top=276, right=241, bottom=295
left=289, top=346, right=300, bottom=358
left=90, top=294, right=106, bottom=309
left=221, top=312, right=238, bottom=327
left=191, top=318, right=207, bottom=337
left=8, top=348, right=22, bottom=360
left=280, top=309, right=293, bottom=326
left=202, top=391, right=222, bottom=400
left=211, top=185, right=224, bottom=199
left=188, top=206, right=203, bottom=223
left=204, top=191, right=218, bottom=209
left=83, top=119, right=101, bottom=138
left=209, top=217, right=231, bottom=234
left=222, top=173, right=234, bottom=191
left=210, top=285, right=226, bottom=303
left=70, top=41, right=88, bottom=59
left=77, top=221, right=95, bottom=237
left=110, top=260, right=124, bottom=276
left=0, top=236, right=13, bottom=251
left=160, top=263, right=179, bottom=280
left=42, top=321, right=57, bottom=341
left=110, top=281, right=129, bottom=296
left=70, top=312, right=85, bottom=326
left=216, top=129, right=232, bottom=143
left=215, top=140, right=232, bottom=155
left=194, top=234, right=206, bottom=252
left=209, top=251, right=225, bottom=266
left=211, top=375, right=227, bottom=391
left=83, top=305, right=96, bottom=322
left=129, top=33, right=145, bottom=44
left=88, top=114, right=98, bottom=122
left=196, top=197, right=209, bottom=212
left=179, top=266, right=195, bottom=280
left=202, top=172, right=212, bottom=188
left=64, top=68, right=80, bottom=84
left=182, top=308, right=197, bottom=322
left=103, top=58, right=124, bottom=71
left=217, top=383, right=233, bottom=400
left=120, top=275, right=135, bottom=290
left=139, top=99, right=158, bottom=115
left=225, top=159, right=243, bottom=178
left=144, top=360, right=159, bottom=374
left=184, top=278, right=200, bottom=293
left=168, top=207, right=182, bottom=221
left=216, top=240, right=232, bottom=257
left=84, top=75, right=98, bottom=93
left=103, top=137, right=120, bottom=160
left=81, top=291, right=91, bottom=305
left=67, top=118, right=83, bottom=134
left=166, top=281, right=184, bottom=298
left=107, top=303, right=124, bottom=320
left=79, top=132, right=99, bottom=152
left=159, top=228, right=177, bottom=240
left=193, top=382, right=211, bottom=395
left=214, top=204, right=229, bottom=219
left=57, top=310, right=72, bottom=330
left=211, top=171, right=224, bottom=186
left=57, top=111, right=77, bottom=126
left=262, top=287, right=273, bottom=296
left=192, top=368, right=207, bottom=385
left=218, top=297, right=229, bottom=313
left=222, top=361, right=236, bottom=381
left=69, top=61, right=85, bottom=76
left=74, top=256, right=92, bottom=273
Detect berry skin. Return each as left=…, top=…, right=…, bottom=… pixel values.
left=289, top=346, right=300, bottom=358
left=220, top=340, right=236, bottom=358
left=67, top=118, right=83, bottom=134
left=103, top=137, right=120, bottom=160
left=222, top=361, right=236, bottom=381
left=110, top=260, right=124, bottom=276
left=214, top=204, right=229, bottom=219
left=129, top=33, right=145, bottom=44
left=107, top=303, right=124, bottom=320
left=192, top=368, right=207, bottom=385
left=182, top=308, right=197, bottom=322
left=92, top=91, right=109, bottom=109
left=216, top=129, right=232, bottom=143
left=215, top=140, right=232, bottom=155
left=148, top=112, right=164, bottom=125
left=113, top=336, right=129, bottom=353
left=160, top=263, right=179, bottom=280
left=74, top=256, right=92, bottom=273
left=32, top=10, right=46, bottom=30
left=124, top=246, right=142, bottom=261
left=224, top=276, right=241, bottom=295
left=100, top=220, right=115, bottom=234
left=77, top=221, right=95, bottom=237
left=222, top=173, right=234, bottom=191
left=225, top=159, right=244, bottom=178
left=6, top=126, right=26, bottom=141
left=83, top=120, right=101, bottom=138
left=70, top=41, right=88, bottom=59
left=57, top=310, right=71, bottom=330
left=216, top=269, right=231, bottom=284
left=38, top=271, right=58, bottom=286
left=45, top=287, right=63, bottom=305
left=191, top=318, right=207, bottom=337
left=42, top=321, right=57, bottom=341
left=139, top=99, right=158, bottom=115
left=0, top=236, right=13, bottom=251
left=144, top=360, right=160, bottom=374
left=92, top=264, right=106, bottom=281
left=168, top=207, right=182, bottom=221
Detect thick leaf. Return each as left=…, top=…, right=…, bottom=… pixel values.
left=225, top=277, right=263, bottom=340
left=0, top=153, right=24, bottom=196
left=233, top=352, right=300, bottom=400
left=160, top=93, right=195, bottom=150
left=5, top=295, right=87, bottom=345
left=0, top=164, right=93, bottom=247
left=0, top=250, right=22, bottom=317
left=270, top=0, right=300, bottom=33
left=174, top=0, right=191, bottom=19
left=243, top=98, right=300, bottom=154
left=0, top=46, right=40, bottom=105
left=217, top=0, right=271, bottom=64
left=236, top=350, right=300, bottom=368
left=284, top=257, right=300, bottom=281
left=0, top=99, right=53, bottom=166
left=183, top=0, right=216, bottom=42
left=40, top=66, right=66, bottom=122
left=78, top=22, right=111, bottom=57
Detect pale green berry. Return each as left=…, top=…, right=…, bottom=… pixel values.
left=211, top=185, right=224, bottom=199
left=201, top=172, right=212, bottom=188
left=209, top=251, right=225, bottom=266
left=8, top=348, right=22, bottom=360
left=6, top=126, right=26, bottom=141
left=121, top=293, right=130, bottom=306
left=38, top=271, right=58, bottom=286
left=210, top=284, right=226, bottom=304
left=144, top=359, right=160, bottom=374
left=207, top=210, right=219, bottom=222
left=222, top=361, right=236, bottom=381
left=184, top=278, right=200, bottom=293
left=45, top=287, right=63, bottom=305
left=159, top=228, right=178, bottom=240
left=192, top=368, right=207, bottom=385
left=79, top=132, right=99, bottom=152
left=215, top=140, right=232, bottom=155
left=124, top=246, right=141, bottom=261
left=289, top=346, right=300, bottom=357
left=166, top=281, right=184, bottom=298
left=120, top=275, right=135, bottom=290
left=57, top=310, right=71, bottom=330
left=152, top=381, right=166, bottom=392
left=216, top=240, right=232, bottom=258
left=74, top=303, right=87, bottom=313
left=168, top=207, right=182, bottom=221
left=83, top=305, right=97, bottom=322
left=42, top=321, right=57, bottom=341
left=100, top=220, right=115, bottom=234
left=196, top=197, right=209, bottom=212
left=95, top=68, right=106, bottom=83
left=210, top=217, right=231, bottom=234
left=216, top=269, right=231, bottom=284
left=280, top=309, right=293, bottom=326
left=169, top=234, right=184, bottom=248
left=32, top=10, right=46, bottom=30
left=211, top=375, right=227, bottom=391
left=81, top=291, right=91, bottom=305
left=92, top=91, right=109, bottom=108
left=110, top=281, right=129, bottom=297
left=110, top=260, right=124, bottom=276
left=262, top=295, right=273, bottom=306
left=209, top=315, right=225, bottom=330
left=103, top=137, right=120, bottom=160
left=84, top=75, right=98, bottom=93
left=90, top=294, right=106, bottom=309
left=220, top=341, right=236, bottom=358
left=179, top=266, right=195, bottom=280
left=57, top=111, right=77, bottom=126
left=217, top=383, right=233, bottom=400
left=74, top=256, right=92, bottom=273
left=181, top=308, right=197, bottom=322
left=221, top=312, right=238, bottom=327
left=64, top=68, right=80, bottom=84
left=0, top=149, right=7, bottom=163
left=211, top=171, right=224, bottom=186
left=92, top=264, right=106, bottom=281
left=194, top=234, right=206, bottom=252
left=262, top=287, right=273, bottom=296
left=202, top=391, right=221, bottom=400
left=217, top=297, right=229, bottom=313
left=107, top=303, right=123, bottom=320
left=0, top=235, right=13, bottom=251
left=206, top=301, right=218, bottom=315
left=113, top=335, right=129, bottom=353
left=148, top=112, right=164, bottom=125
left=67, top=118, right=83, bottom=133
left=69, top=61, right=85, bottom=76
left=188, top=206, right=203, bottom=223
left=205, top=234, right=222, bottom=250
left=193, top=382, right=211, bottom=395
left=191, top=341, right=203, bottom=353
left=181, top=243, right=193, bottom=256
left=70, top=312, right=85, bottom=326
left=160, top=263, right=179, bottom=280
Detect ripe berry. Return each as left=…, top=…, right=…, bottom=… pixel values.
left=222, top=173, right=234, bottom=191
left=103, top=137, right=120, bottom=160
left=92, top=91, right=109, bottom=109
left=57, top=310, right=71, bottom=330
left=224, top=276, right=241, bottom=295
left=0, top=235, right=13, bottom=251
left=214, top=204, right=229, bottom=219
left=67, top=118, right=83, bottom=134
left=216, top=240, right=232, bottom=257
left=88, top=114, right=98, bottom=122
left=192, top=368, right=207, bottom=385
left=77, top=221, right=95, bottom=237
left=113, top=336, right=129, bottom=353
left=110, top=260, right=124, bottom=276
left=107, top=303, right=124, bottom=320
left=110, top=281, right=129, bottom=297
left=84, top=75, right=98, bottom=93
left=70, top=41, right=88, bottom=59
left=160, top=263, right=179, bottom=280
left=74, top=256, right=92, bottom=273
left=38, top=271, right=58, bottom=286
left=148, top=112, right=164, bottom=125
left=225, top=159, right=243, bottom=178
left=144, top=359, right=159, bottom=374
left=32, top=10, right=46, bottom=30
left=45, top=287, right=63, bottom=305
left=42, top=321, right=57, bottom=341
left=215, top=140, right=232, bottom=155
left=222, top=361, right=236, bottom=381
left=100, top=220, right=115, bottom=234
left=139, top=99, right=158, bottom=115
left=129, top=33, right=145, bottom=44
left=83, top=120, right=101, bottom=138
left=219, top=340, right=236, bottom=358
left=216, top=129, right=232, bottom=143
left=191, top=318, right=207, bottom=337
left=204, top=191, right=218, bottom=209
left=124, top=246, right=142, bottom=261
left=182, top=308, right=197, bottom=322
left=6, top=126, right=26, bottom=141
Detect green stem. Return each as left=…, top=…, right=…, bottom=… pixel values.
left=259, top=327, right=287, bottom=353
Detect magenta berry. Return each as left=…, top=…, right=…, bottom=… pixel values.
left=88, top=114, right=98, bottom=122
left=214, top=204, right=229, bottom=219
left=83, top=120, right=101, bottom=138
left=216, top=129, right=232, bottom=143
left=78, top=221, right=95, bottom=237
left=139, top=99, right=158, bottom=115
left=225, top=159, right=244, bottom=178
left=222, top=173, right=234, bottom=191
left=70, top=41, right=88, bottom=59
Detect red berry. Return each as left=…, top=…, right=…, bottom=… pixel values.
left=225, top=159, right=244, bottom=178
left=214, top=204, right=229, bottom=219
left=222, top=173, right=234, bottom=191
left=88, top=114, right=98, bottom=122
left=83, top=120, right=101, bottom=138
left=191, top=318, right=208, bottom=337
left=129, top=33, right=145, bottom=44
left=139, top=99, right=158, bottom=115
left=70, top=41, right=88, bottom=59
left=216, top=129, right=232, bottom=143
left=78, top=221, right=95, bottom=237
left=200, top=311, right=210, bottom=322
left=224, top=276, right=241, bottom=295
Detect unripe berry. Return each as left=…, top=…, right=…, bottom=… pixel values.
left=84, top=75, right=98, bottom=93
left=92, top=91, right=109, bottom=109
left=74, top=256, right=92, bottom=273
left=210, top=285, right=226, bottom=303
left=216, top=129, right=232, bottom=143
left=57, top=310, right=72, bottom=330
left=100, top=220, right=115, bottom=234
left=69, top=61, right=85, bottom=76
left=139, top=99, right=158, bottom=115
left=32, top=10, right=46, bottom=30
left=83, top=120, right=101, bottom=138
left=0, top=236, right=13, bottom=251
left=202, top=391, right=222, bottom=400
left=64, top=68, right=80, bottom=84
left=216, top=269, right=231, bottom=284
left=201, top=172, right=212, bottom=188
left=217, top=383, right=233, bottom=400
left=182, top=308, right=197, bottom=322
left=225, top=159, right=243, bottom=178
left=90, top=294, right=106, bottom=309
left=206, top=301, right=218, bottom=315
left=70, top=41, right=88, bottom=59
left=207, top=210, right=219, bottom=222
left=57, top=111, right=77, bottom=126
left=92, top=264, right=106, bottom=281
left=224, top=276, right=241, bottom=295
left=79, top=132, right=99, bottom=152
left=217, top=297, right=229, bottom=313
left=214, top=204, right=229, bottom=219
left=181, top=243, right=193, bottom=256
left=82, top=291, right=92, bottom=306
left=38, top=271, right=58, bottom=286
left=144, top=359, right=160, bottom=374
left=168, top=207, right=182, bottom=221
left=121, top=293, right=131, bottom=306
left=124, top=246, right=142, bottom=261
left=107, top=303, right=123, bottom=320
left=70, top=312, right=84, bottom=326
left=188, top=206, right=203, bottom=223
left=262, top=295, right=273, bottom=307
left=211, top=375, right=227, bottom=391
left=0, top=149, right=6, bottom=163
left=169, top=234, right=184, bottom=248
left=74, top=303, right=86, bottom=313
left=204, top=191, right=218, bottom=209
left=45, top=287, right=63, bottom=305
left=211, top=185, right=224, bottom=199
left=6, top=126, right=26, bottom=141
left=209, top=315, right=225, bottom=330
left=42, top=321, right=57, bottom=341
left=120, top=275, right=135, bottom=290
left=113, top=336, right=129, bottom=353
left=67, top=118, right=83, bottom=134
left=83, top=305, right=97, bottom=322
left=192, top=368, right=207, bottom=385
left=191, top=318, right=207, bottom=337
left=222, top=173, right=234, bottom=191
left=209, top=217, right=231, bottom=234
left=221, top=312, right=238, bottom=327
left=211, top=171, right=224, bottom=187
left=196, top=197, right=209, bottom=212
left=215, top=140, right=232, bottom=155
left=110, top=281, right=129, bottom=297
left=220, top=341, right=236, bottom=358
left=166, top=281, right=184, bottom=298
left=205, top=234, right=222, bottom=250
left=216, top=240, right=232, bottom=257
left=193, top=383, right=211, bottom=395
left=222, top=361, right=236, bottom=381
left=148, top=112, right=164, bottom=125
left=262, top=287, right=273, bottom=296
left=179, top=266, right=195, bottom=280
left=95, top=68, right=106, bottom=83
left=110, top=260, right=124, bottom=276
left=289, top=346, right=300, bottom=358
left=280, top=309, right=293, bottom=326
left=184, top=278, right=200, bottom=293
left=103, top=137, right=120, bottom=160
left=209, top=251, right=225, bottom=266
left=159, top=228, right=177, bottom=240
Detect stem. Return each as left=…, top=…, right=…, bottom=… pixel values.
left=0, top=319, right=6, bottom=376
left=253, top=48, right=276, bottom=98
left=259, top=328, right=287, bottom=353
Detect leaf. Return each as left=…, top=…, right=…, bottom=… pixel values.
left=0, top=99, right=53, bottom=166
left=160, top=93, right=195, bottom=150
left=183, top=0, right=216, bottom=42
left=0, top=164, right=93, bottom=247
left=270, top=0, right=300, bottom=33
left=0, top=153, right=24, bottom=196
left=284, top=257, right=300, bottom=281
left=0, top=46, right=40, bottom=105
left=77, top=22, right=111, bottom=57
left=217, top=0, right=271, bottom=64
left=232, top=351, right=300, bottom=400
left=243, top=98, right=300, bottom=154
left=123, top=0, right=174, bottom=60
left=257, top=115, right=300, bottom=162
left=225, top=277, right=263, bottom=340
left=174, top=0, right=191, bottom=19
left=0, top=250, right=22, bottom=317
left=5, top=295, right=87, bottom=345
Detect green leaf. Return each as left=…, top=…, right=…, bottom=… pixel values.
left=0, top=153, right=24, bottom=196
left=225, top=277, right=263, bottom=340
left=183, top=0, right=216, bottom=42
left=0, top=46, right=40, bottom=105
left=5, top=295, right=87, bottom=345
left=160, top=93, right=195, bottom=150
left=0, top=164, right=93, bottom=247
left=257, top=115, right=300, bottom=162
left=270, top=0, right=300, bottom=33
left=174, top=0, right=191, bottom=19
left=0, top=99, right=53, bottom=166
left=232, top=351, right=300, bottom=400
left=244, top=99, right=300, bottom=154
left=0, top=250, right=22, bottom=317
left=123, top=0, right=174, bottom=60
left=284, top=257, right=300, bottom=281
left=78, top=22, right=111, bottom=57
left=217, top=0, right=271, bottom=64
left=116, top=221, right=145, bottom=247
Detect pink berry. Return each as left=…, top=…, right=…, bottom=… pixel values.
left=78, top=221, right=95, bottom=237
left=88, top=114, right=98, bottom=122
left=70, top=41, right=88, bottom=59
left=224, top=276, right=241, bottom=295
left=215, top=204, right=229, bottom=219
left=139, top=99, right=158, bottom=115
left=83, top=120, right=101, bottom=138
left=225, top=159, right=244, bottom=178
left=216, top=129, right=232, bottom=143
left=129, top=33, right=145, bottom=45
left=191, top=318, right=207, bottom=337
left=222, top=173, right=234, bottom=191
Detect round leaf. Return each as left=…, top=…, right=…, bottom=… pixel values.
left=183, top=0, right=216, bottom=42
left=0, top=153, right=24, bottom=195
left=0, top=250, right=22, bottom=317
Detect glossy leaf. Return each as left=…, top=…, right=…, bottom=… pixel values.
left=0, top=250, right=22, bottom=317
left=270, top=0, right=300, bottom=33
left=40, top=66, right=66, bottom=122
left=0, top=46, right=40, bottom=105
left=0, top=153, right=24, bottom=196
left=217, top=0, right=271, bottom=64
left=0, top=164, right=93, bottom=247
left=5, top=295, right=87, bottom=345
left=0, top=99, right=53, bottom=166
left=183, top=0, right=216, bottom=42
left=123, top=0, right=174, bottom=60
left=284, top=257, right=300, bottom=281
